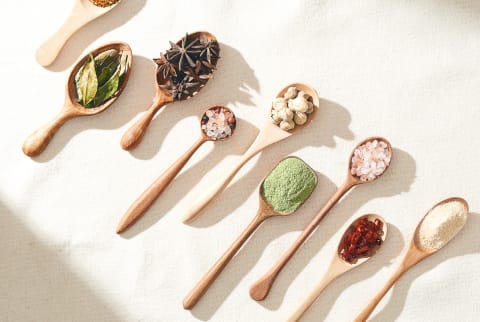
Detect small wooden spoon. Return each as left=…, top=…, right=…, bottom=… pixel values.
left=115, top=106, right=237, bottom=233
left=249, top=137, right=393, bottom=301
left=182, top=156, right=317, bottom=310
left=36, top=0, right=120, bottom=67
left=288, top=214, right=388, bottom=322
left=120, top=31, right=218, bottom=150
left=181, top=83, right=319, bottom=223
left=353, top=197, right=468, bottom=322
left=23, top=42, right=132, bottom=157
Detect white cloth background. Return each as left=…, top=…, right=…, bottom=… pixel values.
left=1, top=1, right=479, bottom=321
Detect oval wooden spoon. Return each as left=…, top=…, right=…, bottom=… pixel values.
left=182, top=156, right=317, bottom=310
left=249, top=137, right=393, bottom=301
left=181, top=83, right=319, bottom=223
left=23, top=42, right=132, bottom=157
left=120, top=31, right=218, bottom=150
left=115, top=106, right=237, bottom=233
left=288, top=214, right=388, bottom=322
left=36, top=0, right=120, bottom=67
left=353, top=197, right=468, bottom=322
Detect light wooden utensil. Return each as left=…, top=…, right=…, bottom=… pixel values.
left=36, top=0, right=120, bottom=67
left=23, top=42, right=132, bottom=157
left=182, top=156, right=317, bottom=310
left=120, top=31, right=218, bottom=150
left=288, top=214, right=387, bottom=322
left=181, top=83, right=320, bottom=223
left=353, top=197, right=468, bottom=322
left=115, top=106, right=236, bottom=233
left=249, top=137, right=393, bottom=301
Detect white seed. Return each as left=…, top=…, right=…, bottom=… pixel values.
left=294, top=112, right=308, bottom=125
left=278, top=107, right=294, bottom=121
left=272, top=97, right=287, bottom=111
left=270, top=110, right=281, bottom=124
left=284, top=87, right=298, bottom=99
left=289, top=96, right=309, bottom=113
left=306, top=101, right=314, bottom=114
left=280, top=120, right=295, bottom=131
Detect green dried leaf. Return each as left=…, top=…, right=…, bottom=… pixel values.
left=93, top=64, right=120, bottom=106
left=97, top=66, right=114, bottom=87
left=94, top=49, right=119, bottom=70
left=77, top=55, right=98, bottom=106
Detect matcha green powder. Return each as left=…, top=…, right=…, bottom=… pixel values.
left=261, top=157, right=317, bottom=213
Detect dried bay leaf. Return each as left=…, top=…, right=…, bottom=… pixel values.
left=93, top=64, right=120, bottom=106
left=77, top=55, right=98, bottom=106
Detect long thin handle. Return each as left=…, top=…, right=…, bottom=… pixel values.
left=249, top=179, right=355, bottom=301
left=35, top=2, right=96, bottom=67
left=116, top=137, right=206, bottom=233
left=120, top=99, right=168, bottom=150
left=352, top=266, right=405, bottom=322
left=22, top=109, right=77, bottom=157
left=288, top=269, right=339, bottom=322
left=183, top=210, right=267, bottom=310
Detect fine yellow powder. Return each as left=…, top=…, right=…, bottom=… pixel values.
left=416, top=200, right=468, bottom=251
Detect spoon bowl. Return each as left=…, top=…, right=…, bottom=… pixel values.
left=249, top=137, right=392, bottom=301
left=116, top=106, right=236, bottom=233
left=120, top=31, right=219, bottom=150
left=288, top=214, right=387, bottom=321
left=36, top=0, right=121, bottom=67
left=353, top=197, right=468, bottom=322
left=181, top=82, right=320, bottom=223
left=23, top=42, right=132, bottom=157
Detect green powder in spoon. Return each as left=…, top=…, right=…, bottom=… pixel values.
left=261, top=157, right=317, bottom=214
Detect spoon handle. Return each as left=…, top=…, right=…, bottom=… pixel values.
left=22, top=109, right=78, bottom=157
left=35, top=2, right=97, bottom=67
left=181, top=121, right=290, bottom=223
left=183, top=209, right=268, bottom=310
left=116, top=137, right=206, bottom=233
left=249, top=179, right=354, bottom=301
left=120, top=96, right=170, bottom=150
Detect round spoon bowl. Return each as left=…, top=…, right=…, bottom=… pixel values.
left=81, top=0, right=121, bottom=11
left=200, top=106, right=236, bottom=142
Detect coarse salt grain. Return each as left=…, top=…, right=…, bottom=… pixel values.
left=350, top=139, right=391, bottom=182
left=201, top=107, right=236, bottom=140
left=416, top=200, right=468, bottom=251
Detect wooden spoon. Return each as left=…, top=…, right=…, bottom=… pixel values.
left=115, top=106, right=237, bottom=233
left=181, top=83, right=319, bottom=223
left=120, top=31, right=218, bottom=150
left=353, top=197, right=468, bottom=322
left=36, top=0, right=120, bottom=67
left=288, top=214, right=388, bottom=322
left=182, top=156, right=317, bottom=310
left=249, top=137, right=393, bottom=301
left=23, top=42, right=132, bottom=157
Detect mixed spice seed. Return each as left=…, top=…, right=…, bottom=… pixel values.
left=89, top=0, right=120, bottom=7
left=154, top=33, right=220, bottom=101
left=201, top=107, right=236, bottom=140
left=270, top=86, right=315, bottom=131
left=340, top=217, right=384, bottom=264
left=350, top=139, right=391, bottom=182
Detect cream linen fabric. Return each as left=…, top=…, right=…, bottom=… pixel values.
left=1, top=1, right=479, bottom=321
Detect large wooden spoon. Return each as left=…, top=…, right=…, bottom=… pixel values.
left=182, top=156, right=317, bottom=310
left=249, top=137, right=393, bottom=301
left=23, top=42, right=132, bottom=157
left=115, top=106, right=237, bottom=233
left=120, top=31, right=218, bottom=150
left=288, top=214, right=387, bottom=322
left=181, top=83, right=319, bottom=223
left=36, top=0, right=120, bottom=67
left=353, top=197, right=468, bottom=322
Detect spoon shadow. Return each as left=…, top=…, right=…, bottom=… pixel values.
left=128, top=43, right=261, bottom=160
left=186, top=97, right=354, bottom=229
left=300, top=224, right=405, bottom=321
left=118, top=117, right=259, bottom=239
left=45, top=0, right=147, bottom=72
left=189, top=172, right=338, bottom=321
left=256, top=148, right=416, bottom=310
left=369, top=212, right=480, bottom=322
left=31, top=55, right=156, bottom=162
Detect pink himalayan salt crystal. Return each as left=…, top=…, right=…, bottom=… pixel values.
left=350, top=139, right=391, bottom=182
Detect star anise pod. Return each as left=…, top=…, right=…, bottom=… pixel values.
left=159, top=75, right=203, bottom=101
left=166, top=33, right=201, bottom=72
left=198, top=39, right=220, bottom=65
left=154, top=53, right=177, bottom=83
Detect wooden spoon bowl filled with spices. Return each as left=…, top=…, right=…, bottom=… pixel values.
left=116, top=106, right=237, bottom=233
left=353, top=197, right=468, bottom=322
left=36, top=0, right=122, bottom=67
left=183, top=156, right=318, bottom=310
left=181, top=83, right=320, bottom=223
left=249, top=137, right=393, bottom=301
left=23, top=42, right=132, bottom=157
left=288, top=214, right=387, bottom=322
left=120, top=31, right=220, bottom=150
